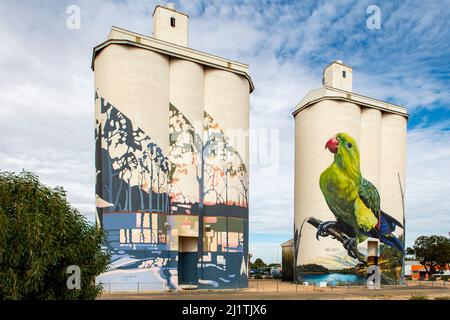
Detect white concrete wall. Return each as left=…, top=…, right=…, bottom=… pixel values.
left=204, top=69, right=250, bottom=163
left=360, top=108, right=382, bottom=188
left=323, top=62, right=353, bottom=92
left=380, top=114, right=407, bottom=223
left=94, top=44, right=170, bottom=154
left=153, top=6, right=188, bottom=47
left=170, top=59, right=204, bottom=123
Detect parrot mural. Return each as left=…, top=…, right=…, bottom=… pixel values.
left=317, top=132, right=404, bottom=259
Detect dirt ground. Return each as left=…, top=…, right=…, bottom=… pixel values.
left=99, top=279, right=450, bottom=300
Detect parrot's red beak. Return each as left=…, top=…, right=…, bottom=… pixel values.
left=325, top=136, right=339, bottom=154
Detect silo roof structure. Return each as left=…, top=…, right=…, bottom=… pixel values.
left=91, top=26, right=255, bottom=93
left=293, top=85, right=408, bottom=117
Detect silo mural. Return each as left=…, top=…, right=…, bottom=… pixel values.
left=95, top=91, right=249, bottom=290
left=294, top=61, right=407, bottom=285
left=294, top=130, right=406, bottom=285
left=92, top=4, right=253, bottom=291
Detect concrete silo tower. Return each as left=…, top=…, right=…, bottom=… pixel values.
left=93, top=3, right=253, bottom=291
left=293, top=61, right=408, bottom=284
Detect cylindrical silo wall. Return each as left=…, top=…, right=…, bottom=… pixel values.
left=295, top=97, right=407, bottom=284
left=94, top=44, right=174, bottom=291
left=294, top=100, right=361, bottom=273
left=95, top=44, right=170, bottom=214
left=379, top=113, right=406, bottom=284
left=201, top=68, right=249, bottom=289
left=169, top=58, right=204, bottom=215
left=380, top=114, right=407, bottom=224
left=95, top=44, right=169, bottom=153
left=203, top=68, right=249, bottom=215
left=360, top=108, right=382, bottom=189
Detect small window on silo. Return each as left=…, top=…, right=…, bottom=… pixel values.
left=342, top=70, right=346, bottom=78
left=170, top=17, right=176, bottom=27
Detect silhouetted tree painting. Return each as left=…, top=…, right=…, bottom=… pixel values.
left=95, top=95, right=249, bottom=290
left=96, top=95, right=170, bottom=216
left=169, top=103, right=202, bottom=214
left=203, top=111, right=248, bottom=217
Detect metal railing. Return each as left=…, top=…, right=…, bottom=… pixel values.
left=98, top=279, right=447, bottom=295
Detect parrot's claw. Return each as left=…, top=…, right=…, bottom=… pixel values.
left=316, top=221, right=337, bottom=240
left=343, top=238, right=357, bottom=259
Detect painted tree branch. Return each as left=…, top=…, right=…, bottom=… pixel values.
left=307, top=217, right=367, bottom=264
left=306, top=216, right=397, bottom=285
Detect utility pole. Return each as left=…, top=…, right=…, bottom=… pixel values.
left=276, top=247, right=279, bottom=264
left=398, top=172, right=406, bottom=285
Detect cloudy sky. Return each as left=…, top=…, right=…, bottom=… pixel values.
left=0, top=0, right=449, bottom=264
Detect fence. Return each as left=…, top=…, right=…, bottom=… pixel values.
left=99, top=279, right=447, bottom=294
left=99, top=282, right=168, bottom=293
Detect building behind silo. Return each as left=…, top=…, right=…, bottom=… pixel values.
left=293, top=61, right=408, bottom=284
left=93, top=4, right=253, bottom=290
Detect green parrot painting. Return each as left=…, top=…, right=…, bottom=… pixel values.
left=317, top=133, right=404, bottom=259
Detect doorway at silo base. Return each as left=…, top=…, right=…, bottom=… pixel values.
left=178, top=236, right=199, bottom=289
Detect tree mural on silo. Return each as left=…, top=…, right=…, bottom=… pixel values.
left=203, top=111, right=248, bottom=212
left=95, top=94, right=170, bottom=216
left=168, top=103, right=202, bottom=214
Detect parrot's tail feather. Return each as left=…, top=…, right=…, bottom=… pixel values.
left=379, top=234, right=404, bottom=253
left=380, top=210, right=404, bottom=229
left=378, top=210, right=404, bottom=236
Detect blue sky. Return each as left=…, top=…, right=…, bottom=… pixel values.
left=0, top=0, right=449, bottom=264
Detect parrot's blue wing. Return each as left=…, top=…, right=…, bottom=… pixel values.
left=359, top=178, right=404, bottom=252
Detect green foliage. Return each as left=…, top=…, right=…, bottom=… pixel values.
left=409, top=293, right=429, bottom=300
left=298, top=264, right=329, bottom=274
left=379, top=236, right=404, bottom=282
left=333, top=267, right=357, bottom=275
left=407, top=235, right=450, bottom=277
left=0, top=171, right=110, bottom=299
left=267, top=263, right=280, bottom=268
left=252, top=258, right=266, bottom=269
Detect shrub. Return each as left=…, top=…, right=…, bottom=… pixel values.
left=0, top=171, right=110, bottom=299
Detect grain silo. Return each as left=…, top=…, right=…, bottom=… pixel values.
left=293, top=61, right=408, bottom=285
left=93, top=3, right=253, bottom=291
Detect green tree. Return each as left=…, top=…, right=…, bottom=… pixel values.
left=298, top=264, right=329, bottom=274
left=0, top=171, right=110, bottom=299
left=406, top=235, right=450, bottom=278
left=251, top=258, right=266, bottom=272
left=379, top=235, right=404, bottom=282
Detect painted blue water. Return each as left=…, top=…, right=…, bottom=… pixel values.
left=301, top=273, right=365, bottom=285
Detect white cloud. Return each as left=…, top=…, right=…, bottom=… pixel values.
left=406, top=125, right=450, bottom=245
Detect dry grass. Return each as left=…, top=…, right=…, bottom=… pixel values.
left=409, top=293, right=429, bottom=300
